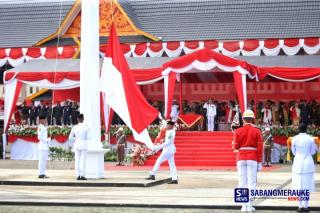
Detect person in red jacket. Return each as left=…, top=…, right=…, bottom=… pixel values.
left=233, top=109, right=263, bottom=212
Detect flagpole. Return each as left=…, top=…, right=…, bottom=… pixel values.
left=80, top=0, right=105, bottom=179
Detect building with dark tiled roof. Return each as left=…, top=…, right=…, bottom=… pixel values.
left=0, top=0, right=319, bottom=100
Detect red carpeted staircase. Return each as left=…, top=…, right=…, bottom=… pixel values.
left=144, top=131, right=236, bottom=167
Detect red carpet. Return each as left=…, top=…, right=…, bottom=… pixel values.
left=104, top=163, right=282, bottom=172
left=144, top=131, right=237, bottom=167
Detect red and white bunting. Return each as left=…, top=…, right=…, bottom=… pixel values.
left=0, top=38, right=319, bottom=67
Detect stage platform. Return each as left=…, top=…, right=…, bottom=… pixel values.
left=0, top=168, right=171, bottom=188
left=145, top=131, right=236, bottom=167
left=0, top=161, right=319, bottom=212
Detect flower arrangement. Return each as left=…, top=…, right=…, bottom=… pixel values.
left=49, top=147, right=74, bottom=161
left=7, top=124, right=106, bottom=137
left=269, top=126, right=320, bottom=137
left=109, top=125, right=160, bottom=138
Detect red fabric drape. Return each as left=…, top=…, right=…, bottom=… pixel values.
left=149, top=42, right=163, bottom=52
left=5, top=72, right=80, bottom=82
left=304, top=37, right=319, bottom=47
left=232, top=71, right=246, bottom=112
left=53, top=88, right=80, bottom=102
left=179, top=80, right=183, bottom=114
left=163, top=48, right=248, bottom=70
left=61, top=46, right=76, bottom=58
left=9, top=48, right=23, bottom=59
left=44, top=46, right=60, bottom=59
left=264, top=39, right=279, bottom=49
left=204, top=40, right=218, bottom=50
left=121, top=44, right=131, bottom=54
left=223, top=41, right=240, bottom=52
left=166, top=41, right=181, bottom=51
left=284, top=38, right=300, bottom=47
left=257, top=67, right=320, bottom=81
left=243, top=40, right=260, bottom=51
left=6, top=81, right=22, bottom=131
left=0, top=48, right=6, bottom=58
left=131, top=68, right=163, bottom=82
left=166, top=72, right=177, bottom=119
left=185, top=41, right=199, bottom=50
left=134, top=43, right=147, bottom=56
left=26, top=47, right=42, bottom=58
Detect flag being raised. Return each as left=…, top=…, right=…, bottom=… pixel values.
left=99, top=25, right=159, bottom=149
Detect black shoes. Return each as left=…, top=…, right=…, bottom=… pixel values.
left=168, top=180, right=178, bottom=184
left=297, top=208, right=310, bottom=212
left=77, top=176, right=87, bottom=180
left=38, top=175, right=49, bottom=179
left=146, top=175, right=155, bottom=180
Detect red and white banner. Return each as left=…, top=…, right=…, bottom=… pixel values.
left=100, top=25, right=159, bottom=149
left=1, top=38, right=319, bottom=67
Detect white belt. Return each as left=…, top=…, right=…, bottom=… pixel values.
left=239, top=147, right=257, bottom=151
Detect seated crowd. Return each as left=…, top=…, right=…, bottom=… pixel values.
left=113, top=99, right=320, bottom=131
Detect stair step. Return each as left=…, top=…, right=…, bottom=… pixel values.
left=144, top=131, right=236, bottom=167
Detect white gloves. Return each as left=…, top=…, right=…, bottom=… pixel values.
left=257, top=163, right=263, bottom=171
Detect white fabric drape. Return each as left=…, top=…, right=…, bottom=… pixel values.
left=282, top=40, right=303, bottom=56
left=241, top=73, right=247, bottom=110
left=164, top=42, right=184, bottom=57
left=4, top=79, right=19, bottom=133
left=163, top=74, right=169, bottom=119
left=162, top=60, right=249, bottom=75
left=10, top=139, right=74, bottom=160
left=136, top=76, right=164, bottom=85
left=303, top=44, right=320, bottom=55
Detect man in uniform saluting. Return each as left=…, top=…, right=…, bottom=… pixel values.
left=146, top=120, right=178, bottom=184
left=37, top=115, right=51, bottom=178
left=233, top=110, right=263, bottom=212
left=69, top=114, right=90, bottom=180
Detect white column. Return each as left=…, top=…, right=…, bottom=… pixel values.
left=80, top=0, right=105, bottom=178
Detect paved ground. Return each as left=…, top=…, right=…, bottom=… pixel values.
left=0, top=206, right=303, bottom=213
left=0, top=160, right=319, bottom=212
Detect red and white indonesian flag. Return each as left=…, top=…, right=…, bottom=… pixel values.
left=100, top=25, right=158, bottom=149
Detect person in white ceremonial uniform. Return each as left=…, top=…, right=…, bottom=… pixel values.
left=170, top=100, right=180, bottom=122
left=291, top=122, right=318, bottom=212
left=203, top=99, right=216, bottom=131
left=69, top=114, right=90, bottom=180
left=37, top=115, right=51, bottom=178
left=146, top=120, right=178, bottom=184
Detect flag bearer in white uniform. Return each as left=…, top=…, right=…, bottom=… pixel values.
left=146, top=120, right=178, bottom=184
left=203, top=99, right=216, bottom=131
left=69, top=114, right=90, bottom=180
left=37, top=115, right=51, bottom=178
left=233, top=110, right=263, bottom=212
left=291, top=122, right=317, bottom=212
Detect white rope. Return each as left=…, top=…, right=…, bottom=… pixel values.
left=49, top=0, right=64, bottom=127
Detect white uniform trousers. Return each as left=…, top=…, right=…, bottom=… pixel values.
left=38, top=150, right=49, bottom=175
left=207, top=116, right=215, bottom=131
left=237, top=160, right=258, bottom=207
left=74, top=150, right=87, bottom=177
left=150, top=151, right=177, bottom=180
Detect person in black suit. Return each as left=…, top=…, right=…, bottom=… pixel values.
left=29, top=104, right=37, bottom=126
left=53, top=102, right=62, bottom=125
left=63, top=102, right=71, bottom=125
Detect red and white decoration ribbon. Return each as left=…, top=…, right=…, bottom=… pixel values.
left=0, top=38, right=319, bottom=67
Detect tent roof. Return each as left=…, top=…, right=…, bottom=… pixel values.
left=1, top=0, right=320, bottom=47
left=6, top=55, right=320, bottom=74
